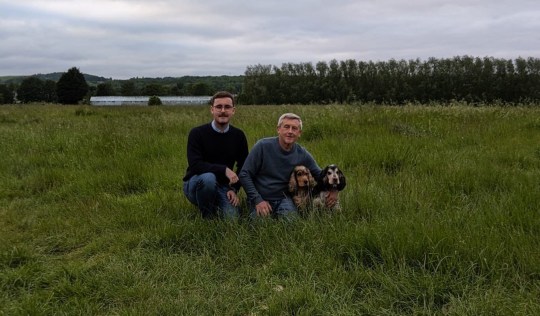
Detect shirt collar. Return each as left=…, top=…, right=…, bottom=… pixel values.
left=211, top=120, right=230, bottom=133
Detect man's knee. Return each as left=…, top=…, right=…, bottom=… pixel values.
left=196, top=173, right=217, bottom=188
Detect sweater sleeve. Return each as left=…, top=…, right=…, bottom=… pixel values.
left=232, top=129, right=249, bottom=192
left=239, top=140, right=264, bottom=205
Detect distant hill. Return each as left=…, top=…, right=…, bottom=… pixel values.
left=36, top=73, right=111, bottom=84
left=0, top=73, right=243, bottom=89
left=0, top=73, right=110, bottom=85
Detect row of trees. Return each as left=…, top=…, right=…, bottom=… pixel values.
left=239, top=56, right=540, bottom=104
left=95, top=76, right=243, bottom=97
left=96, top=81, right=214, bottom=97
left=0, top=73, right=243, bottom=104
left=3, top=57, right=539, bottom=105
left=0, top=67, right=89, bottom=104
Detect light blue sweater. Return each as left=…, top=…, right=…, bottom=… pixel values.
left=239, top=137, right=322, bottom=205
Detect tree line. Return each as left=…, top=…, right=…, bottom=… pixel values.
left=93, top=76, right=243, bottom=97
left=239, top=56, right=540, bottom=105
left=0, top=73, right=243, bottom=104
left=0, top=67, right=89, bottom=104
left=2, top=56, right=539, bottom=105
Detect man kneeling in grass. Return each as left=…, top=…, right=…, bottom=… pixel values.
left=239, top=113, right=337, bottom=220
left=183, top=91, right=249, bottom=220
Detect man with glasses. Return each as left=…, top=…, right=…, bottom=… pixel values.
left=183, top=91, right=248, bottom=219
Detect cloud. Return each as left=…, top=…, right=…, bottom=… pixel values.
left=1, top=0, right=539, bottom=79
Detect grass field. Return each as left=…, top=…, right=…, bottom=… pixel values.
left=1, top=103, right=539, bottom=315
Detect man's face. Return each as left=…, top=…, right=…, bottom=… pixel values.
left=277, top=118, right=302, bottom=147
left=210, top=97, right=235, bottom=126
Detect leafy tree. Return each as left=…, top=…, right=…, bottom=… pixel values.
left=96, top=82, right=116, bottom=96
left=121, top=81, right=138, bottom=96
left=169, top=85, right=182, bottom=96
left=56, top=67, right=89, bottom=104
left=189, top=82, right=213, bottom=96
left=142, top=83, right=166, bottom=96
left=241, top=64, right=274, bottom=104
left=0, top=84, right=15, bottom=104
left=17, top=76, right=46, bottom=103
left=43, top=80, right=57, bottom=103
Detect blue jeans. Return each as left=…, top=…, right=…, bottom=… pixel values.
left=249, top=197, right=298, bottom=221
left=183, top=173, right=239, bottom=220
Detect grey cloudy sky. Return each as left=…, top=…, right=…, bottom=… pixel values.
left=1, top=0, right=539, bottom=79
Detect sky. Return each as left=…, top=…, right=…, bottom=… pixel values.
left=1, top=0, right=539, bottom=79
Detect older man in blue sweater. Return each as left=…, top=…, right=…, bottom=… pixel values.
left=239, top=113, right=336, bottom=219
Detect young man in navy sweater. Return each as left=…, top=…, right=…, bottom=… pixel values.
left=183, top=91, right=248, bottom=219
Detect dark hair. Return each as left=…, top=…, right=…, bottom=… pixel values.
left=210, top=91, right=235, bottom=106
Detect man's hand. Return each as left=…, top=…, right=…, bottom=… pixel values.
left=225, top=167, right=239, bottom=185
left=255, top=201, right=272, bottom=217
left=325, top=191, right=338, bottom=208
left=227, top=190, right=239, bottom=207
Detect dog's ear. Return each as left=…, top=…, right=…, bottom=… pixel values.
left=337, top=168, right=346, bottom=191
left=288, top=170, right=297, bottom=192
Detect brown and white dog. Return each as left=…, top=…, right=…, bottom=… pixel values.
left=313, top=164, right=346, bottom=211
left=288, top=165, right=317, bottom=211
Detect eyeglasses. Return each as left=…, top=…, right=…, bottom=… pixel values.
left=213, top=104, right=234, bottom=111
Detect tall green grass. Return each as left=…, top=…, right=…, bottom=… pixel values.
left=1, top=104, right=539, bottom=315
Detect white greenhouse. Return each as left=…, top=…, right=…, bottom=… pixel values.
left=90, top=96, right=212, bottom=106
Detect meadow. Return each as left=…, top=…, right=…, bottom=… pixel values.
left=1, top=103, right=539, bottom=315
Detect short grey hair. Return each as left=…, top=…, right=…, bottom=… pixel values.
left=277, top=113, right=303, bottom=130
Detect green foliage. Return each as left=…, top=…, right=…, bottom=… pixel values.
left=96, top=82, right=116, bottom=96
left=56, top=67, right=89, bottom=104
left=148, top=96, right=162, bottom=106
left=0, top=84, right=15, bottom=104
left=120, top=80, right=137, bottom=96
left=16, top=76, right=46, bottom=103
left=142, top=83, right=167, bottom=96
left=16, top=77, right=56, bottom=103
left=113, top=76, right=242, bottom=97
left=1, top=74, right=244, bottom=99
left=241, top=56, right=540, bottom=105
left=43, top=80, right=57, bottom=103
left=0, top=104, right=539, bottom=315
left=188, top=82, right=213, bottom=96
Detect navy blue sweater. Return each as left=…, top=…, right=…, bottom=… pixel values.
left=183, top=123, right=248, bottom=191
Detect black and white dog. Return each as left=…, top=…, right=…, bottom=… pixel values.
left=313, top=164, right=346, bottom=211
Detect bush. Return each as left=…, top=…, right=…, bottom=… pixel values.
left=148, top=96, right=162, bottom=106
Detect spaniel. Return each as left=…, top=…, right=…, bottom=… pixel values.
left=288, top=165, right=317, bottom=212
left=313, top=164, right=346, bottom=211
